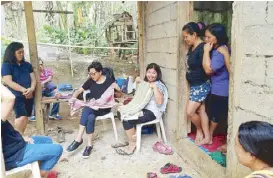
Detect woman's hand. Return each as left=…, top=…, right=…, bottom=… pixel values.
left=204, top=42, right=213, bottom=53
left=23, top=88, right=34, bottom=99
left=135, top=76, right=142, bottom=84
left=68, top=97, right=76, bottom=105
left=149, top=82, right=157, bottom=89
left=23, top=136, right=34, bottom=144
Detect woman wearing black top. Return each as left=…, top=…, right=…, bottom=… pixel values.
left=182, top=22, right=211, bottom=145
left=66, top=61, right=119, bottom=158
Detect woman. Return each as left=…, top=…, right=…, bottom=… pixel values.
left=235, top=121, right=273, bottom=178
left=203, top=23, right=230, bottom=143
left=182, top=22, right=211, bottom=145
left=1, top=42, right=36, bottom=134
left=1, top=84, right=63, bottom=178
left=115, top=63, right=168, bottom=155
left=66, top=61, right=119, bottom=158
left=29, top=59, right=62, bottom=121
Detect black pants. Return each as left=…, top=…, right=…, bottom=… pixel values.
left=80, top=107, right=110, bottom=134
left=208, top=94, right=228, bottom=123
left=123, top=109, right=156, bottom=130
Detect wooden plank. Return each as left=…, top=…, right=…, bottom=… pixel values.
left=24, top=1, right=44, bottom=134
left=41, top=98, right=69, bottom=104
left=137, top=2, right=145, bottom=78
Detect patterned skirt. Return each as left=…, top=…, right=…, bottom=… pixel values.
left=189, top=81, right=211, bottom=102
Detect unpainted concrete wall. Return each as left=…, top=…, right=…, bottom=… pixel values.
left=227, top=2, right=273, bottom=178
left=143, top=1, right=179, bottom=143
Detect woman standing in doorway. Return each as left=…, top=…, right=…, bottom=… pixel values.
left=203, top=23, right=230, bottom=143
left=182, top=22, right=211, bottom=145
left=1, top=42, right=36, bottom=135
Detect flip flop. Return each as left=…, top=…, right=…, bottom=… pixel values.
left=111, top=142, right=129, bottom=148
left=147, top=172, right=158, bottom=178
left=153, top=141, right=173, bottom=155
left=115, top=147, right=136, bottom=156
left=160, top=163, right=182, bottom=174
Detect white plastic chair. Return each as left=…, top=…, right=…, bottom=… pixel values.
left=83, top=90, right=118, bottom=142
left=136, top=116, right=167, bottom=152
left=5, top=161, right=41, bottom=178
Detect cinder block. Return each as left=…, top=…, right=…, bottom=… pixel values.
left=241, top=56, right=266, bottom=86
left=241, top=1, right=268, bottom=26
left=265, top=59, right=273, bottom=89
left=166, top=84, right=177, bottom=101
left=267, top=2, right=273, bottom=24
left=239, top=83, right=273, bottom=118
left=170, top=3, right=177, bottom=20
left=148, top=5, right=171, bottom=26
left=148, top=20, right=177, bottom=40
left=243, top=25, right=273, bottom=55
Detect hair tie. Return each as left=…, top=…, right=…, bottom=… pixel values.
left=197, top=23, right=203, bottom=30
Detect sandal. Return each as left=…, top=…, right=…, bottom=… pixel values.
left=111, top=142, right=129, bottom=148
left=153, top=141, right=173, bottom=155
left=147, top=172, right=158, bottom=178
left=116, top=147, right=136, bottom=156
left=160, top=163, right=182, bottom=174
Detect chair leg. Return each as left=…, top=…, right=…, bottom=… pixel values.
left=111, top=116, right=118, bottom=142
left=156, top=123, right=162, bottom=139
left=31, top=161, right=41, bottom=178
left=136, top=125, right=142, bottom=153
left=159, top=119, right=167, bottom=143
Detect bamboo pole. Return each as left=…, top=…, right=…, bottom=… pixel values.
left=24, top=1, right=44, bottom=133
left=67, top=14, right=73, bottom=77
left=137, top=2, right=144, bottom=78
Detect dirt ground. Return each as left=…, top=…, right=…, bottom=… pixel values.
left=6, top=102, right=205, bottom=178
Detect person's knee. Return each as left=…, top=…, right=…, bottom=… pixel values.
left=54, top=145, right=63, bottom=158
left=186, top=108, right=195, bottom=118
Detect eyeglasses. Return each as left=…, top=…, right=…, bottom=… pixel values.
left=89, top=72, right=97, bottom=76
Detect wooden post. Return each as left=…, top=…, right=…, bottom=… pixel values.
left=67, top=14, right=73, bottom=77
left=24, top=1, right=44, bottom=133
left=137, top=2, right=144, bottom=79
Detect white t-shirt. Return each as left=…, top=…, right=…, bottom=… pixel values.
left=144, top=95, right=162, bottom=118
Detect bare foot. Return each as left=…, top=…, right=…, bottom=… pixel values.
left=218, top=144, right=227, bottom=155
left=197, top=137, right=212, bottom=146
left=195, top=130, right=204, bottom=144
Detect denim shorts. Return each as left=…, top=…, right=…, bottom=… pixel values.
left=189, top=81, right=211, bottom=103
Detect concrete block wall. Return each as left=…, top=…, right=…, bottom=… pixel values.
left=227, top=2, right=273, bottom=178
left=143, top=1, right=179, bottom=142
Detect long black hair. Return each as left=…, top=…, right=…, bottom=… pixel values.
left=144, top=63, right=165, bottom=84
left=3, top=42, right=25, bottom=64
left=182, top=22, right=206, bottom=37
left=238, top=121, right=273, bottom=166
left=206, top=23, right=229, bottom=46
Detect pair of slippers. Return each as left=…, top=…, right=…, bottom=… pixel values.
left=111, top=142, right=136, bottom=156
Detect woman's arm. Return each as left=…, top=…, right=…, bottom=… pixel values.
left=150, top=83, right=164, bottom=105
left=2, top=75, right=27, bottom=93
left=1, top=84, right=15, bottom=121
left=202, top=43, right=214, bottom=75
left=41, top=76, right=53, bottom=85
left=217, top=46, right=231, bottom=74
left=23, top=72, right=36, bottom=98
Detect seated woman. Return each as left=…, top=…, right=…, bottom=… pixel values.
left=29, top=59, right=62, bottom=121
left=235, top=121, right=273, bottom=178
left=66, top=61, right=119, bottom=158
left=1, top=84, right=63, bottom=178
left=115, top=63, right=168, bottom=155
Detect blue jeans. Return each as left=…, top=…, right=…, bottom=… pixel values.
left=15, top=136, right=63, bottom=171
left=42, top=90, right=59, bottom=116
left=32, top=90, right=59, bottom=116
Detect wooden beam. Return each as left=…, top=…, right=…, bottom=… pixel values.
left=137, top=1, right=144, bottom=78
left=24, top=1, right=44, bottom=134
left=12, top=9, right=73, bottom=14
